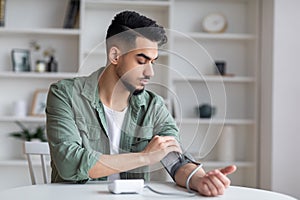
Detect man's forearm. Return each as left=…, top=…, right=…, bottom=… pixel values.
left=89, top=136, right=182, bottom=179
left=88, top=153, right=150, bottom=179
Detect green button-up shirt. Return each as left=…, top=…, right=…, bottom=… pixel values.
left=46, top=67, right=179, bottom=183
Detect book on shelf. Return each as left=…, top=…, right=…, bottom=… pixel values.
left=63, top=0, right=80, bottom=29
left=0, top=0, right=6, bottom=27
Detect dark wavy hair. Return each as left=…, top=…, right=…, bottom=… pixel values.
left=106, top=11, right=167, bottom=49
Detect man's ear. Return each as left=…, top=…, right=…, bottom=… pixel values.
left=108, top=46, right=121, bottom=65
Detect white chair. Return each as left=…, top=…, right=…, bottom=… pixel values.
left=23, top=141, right=50, bottom=185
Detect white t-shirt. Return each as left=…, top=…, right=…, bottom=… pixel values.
left=103, top=104, right=127, bottom=181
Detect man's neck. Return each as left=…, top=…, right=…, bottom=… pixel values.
left=98, top=65, right=130, bottom=112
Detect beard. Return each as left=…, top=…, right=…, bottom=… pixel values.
left=132, top=88, right=145, bottom=96
left=120, top=77, right=145, bottom=96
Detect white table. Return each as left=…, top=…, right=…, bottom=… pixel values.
left=0, top=182, right=297, bottom=200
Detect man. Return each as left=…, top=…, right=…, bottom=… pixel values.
left=46, top=10, right=236, bottom=196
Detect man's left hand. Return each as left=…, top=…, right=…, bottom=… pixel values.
left=191, top=165, right=237, bottom=196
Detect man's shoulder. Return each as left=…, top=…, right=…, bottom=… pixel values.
left=50, top=78, right=76, bottom=92
left=50, top=68, right=103, bottom=91
left=49, top=77, right=86, bottom=99
left=50, top=73, right=92, bottom=91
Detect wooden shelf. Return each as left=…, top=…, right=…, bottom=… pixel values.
left=0, top=159, right=50, bottom=167
left=0, top=116, right=46, bottom=123
left=85, top=0, right=171, bottom=8
left=173, top=76, right=255, bottom=83
left=200, top=161, right=255, bottom=168
left=175, top=32, right=256, bottom=41
left=0, top=28, right=80, bottom=36
left=0, top=72, right=78, bottom=79
left=175, top=118, right=255, bottom=125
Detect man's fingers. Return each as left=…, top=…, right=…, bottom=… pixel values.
left=220, top=165, right=237, bottom=175
left=144, top=135, right=182, bottom=163
left=206, top=174, right=225, bottom=195
left=152, top=135, right=177, bottom=143
left=151, top=136, right=181, bottom=151
left=202, top=178, right=217, bottom=196
left=156, top=139, right=182, bottom=153
left=202, top=184, right=211, bottom=196
left=211, top=170, right=231, bottom=188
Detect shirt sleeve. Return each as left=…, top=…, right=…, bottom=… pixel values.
left=46, top=81, right=101, bottom=182
left=153, top=97, right=180, bottom=142
left=151, top=96, right=198, bottom=180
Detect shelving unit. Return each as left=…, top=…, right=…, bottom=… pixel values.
left=0, top=0, right=260, bottom=189
left=170, top=0, right=259, bottom=187
left=0, top=0, right=79, bottom=190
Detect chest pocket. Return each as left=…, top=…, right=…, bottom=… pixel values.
left=130, top=126, right=154, bottom=152
left=75, top=117, right=109, bottom=153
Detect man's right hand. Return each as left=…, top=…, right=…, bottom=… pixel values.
left=142, top=135, right=182, bottom=165
left=89, top=135, right=181, bottom=179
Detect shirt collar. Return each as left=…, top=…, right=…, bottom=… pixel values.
left=81, top=67, right=147, bottom=110
left=81, top=67, right=104, bottom=108
left=129, top=91, right=147, bottom=110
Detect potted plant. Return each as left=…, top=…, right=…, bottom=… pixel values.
left=9, top=121, right=47, bottom=142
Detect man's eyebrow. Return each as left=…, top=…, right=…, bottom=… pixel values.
left=136, top=53, right=158, bottom=60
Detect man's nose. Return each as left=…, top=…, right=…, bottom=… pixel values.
left=144, top=63, right=154, bottom=77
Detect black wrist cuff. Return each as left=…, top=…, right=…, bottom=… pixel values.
left=161, top=152, right=202, bottom=181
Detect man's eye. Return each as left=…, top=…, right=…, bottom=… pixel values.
left=138, top=60, right=146, bottom=65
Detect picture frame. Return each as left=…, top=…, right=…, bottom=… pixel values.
left=30, top=89, right=48, bottom=117
left=11, top=49, right=31, bottom=72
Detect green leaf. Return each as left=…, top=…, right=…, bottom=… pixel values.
left=8, top=122, right=47, bottom=142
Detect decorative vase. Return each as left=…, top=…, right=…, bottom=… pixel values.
left=13, top=100, right=27, bottom=117
left=47, top=56, right=58, bottom=72
left=198, top=104, right=216, bottom=118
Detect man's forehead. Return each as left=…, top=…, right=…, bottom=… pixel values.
left=125, top=38, right=158, bottom=59
left=135, top=37, right=158, bottom=49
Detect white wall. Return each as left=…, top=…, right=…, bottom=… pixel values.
left=260, top=0, right=300, bottom=199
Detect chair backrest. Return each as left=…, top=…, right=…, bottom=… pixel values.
left=23, top=141, right=50, bottom=185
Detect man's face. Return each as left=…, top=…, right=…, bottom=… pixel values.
left=116, top=37, right=158, bottom=94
